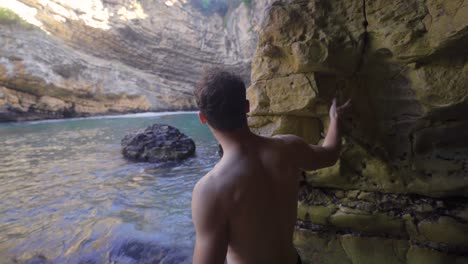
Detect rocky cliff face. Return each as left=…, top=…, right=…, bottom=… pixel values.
left=247, top=0, right=468, bottom=263
left=0, top=0, right=272, bottom=121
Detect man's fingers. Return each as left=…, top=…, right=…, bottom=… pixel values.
left=341, top=99, right=351, bottom=108
left=337, top=99, right=351, bottom=111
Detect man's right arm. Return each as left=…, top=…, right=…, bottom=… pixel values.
left=283, top=119, right=340, bottom=171
left=280, top=98, right=350, bottom=171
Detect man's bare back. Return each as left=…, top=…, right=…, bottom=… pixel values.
left=193, top=135, right=302, bottom=264
left=191, top=68, right=350, bottom=264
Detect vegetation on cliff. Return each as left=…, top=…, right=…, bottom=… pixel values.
left=0, top=7, right=32, bottom=27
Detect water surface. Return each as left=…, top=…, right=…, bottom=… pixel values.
left=0, top=113, right=219, bottom=263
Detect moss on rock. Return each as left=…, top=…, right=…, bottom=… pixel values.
left=329, top=210, right=404, bottom=237
left=417, top=216, right=468, bottom=248
left=340, top=235, right=409, bottom=264
left=297, top=203, right=337, bottom=224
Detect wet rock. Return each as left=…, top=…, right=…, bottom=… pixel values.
left=24, top=255, right=51, bottom=264
left=329, top=210, right=404, bottom=237
left=294, top=230, right=468, bottom=264
left=294, top=230, right=352, bottom=264
left=297, top=187, right=468, bottom=256
left=121, top=124, right=195, bottom=163
left=417, top=217, right=468, bottom=248
left=340, top=235, right=409, bottom=264
left=109, top=240, right=191, bottom=264
left=297, top=203, right=336, bottom=225
left=406, top=245, right=468, bottom=264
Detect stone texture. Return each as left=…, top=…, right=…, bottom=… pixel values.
left=0, top=0, right=274, bottom=121
left=329, top=210, right=404, bottom=237
left=248, top=0, right=468, bottom=198
left=293, top=229, right=352, bottom=264
left=340, top=235, right=409, bottom=264
left=294, top=229, right=468, bottom=264
left=297, top=203, right=336, bottom=225
left=406, top=245, right=468, bottom=264
left=248, top=1, right=468, bottom=261
left=121, top=124, right=195, bottom=162
left=297, top=187, right=468, bottom=255
left=417, top=217, right=468, bottom=248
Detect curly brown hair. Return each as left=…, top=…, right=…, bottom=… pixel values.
left=195, top=68, right=247, bottom=131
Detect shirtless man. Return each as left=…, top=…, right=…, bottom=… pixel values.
left=192, top=68, right=350, bottom=264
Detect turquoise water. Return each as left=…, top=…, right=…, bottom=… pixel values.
left=0, top=113, right=219, bottom=263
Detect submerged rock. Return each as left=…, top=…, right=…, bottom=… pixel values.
left=109, top=240, right=191, bottom=264
left=24, top=255, right=51, bottom=264
left=121, top=124, right=195, bottom=163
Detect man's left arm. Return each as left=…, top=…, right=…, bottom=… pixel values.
left=192, top=179, right=228, bottom=264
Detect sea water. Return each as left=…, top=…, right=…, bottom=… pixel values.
left=0, top=112, right=219, bottom=263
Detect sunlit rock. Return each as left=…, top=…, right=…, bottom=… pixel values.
left=0, top=0, right=273, bottom=121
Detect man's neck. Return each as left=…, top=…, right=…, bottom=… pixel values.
left=211, top=126, right=256, bottom=153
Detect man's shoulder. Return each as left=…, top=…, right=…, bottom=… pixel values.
left=271, top=134, right=307, bottom=150
left=194, top=169, right=231, bottom=198
left=192, top=169, right=233, bottom=216
left=193, top=173, right=218, bottom=208
left=272, top=133, right=303, bottom=142
left=194, top=171, right=216, bottom=195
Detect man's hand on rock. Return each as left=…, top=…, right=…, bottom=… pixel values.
left=329, top=98, right=351, bottom=121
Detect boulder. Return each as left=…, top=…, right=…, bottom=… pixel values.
left=121, top=124, right=195, bottom=162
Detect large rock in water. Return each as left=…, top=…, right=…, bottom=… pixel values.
left=248, top=0, right=468, bottom=263
left=121, top=124, right=195, bottom=162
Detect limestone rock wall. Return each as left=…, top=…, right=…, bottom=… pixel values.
left=0, top=0, right=270, bottom=121
left=247, top=0, right=468, bottom=262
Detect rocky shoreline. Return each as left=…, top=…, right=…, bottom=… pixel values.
left=0, top=0, right=274, bottom=122
left=0, top=82, right=197, bottom=122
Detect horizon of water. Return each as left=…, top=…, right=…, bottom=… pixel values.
left=0, top=113, right=219, bottom=263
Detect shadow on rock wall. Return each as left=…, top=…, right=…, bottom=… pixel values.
left=247, top=0, right=468, bottom=262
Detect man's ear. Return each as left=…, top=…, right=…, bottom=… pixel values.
left=245, top=100, right=250, bottom=113
left=198, top=111, right=207, bottom=124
